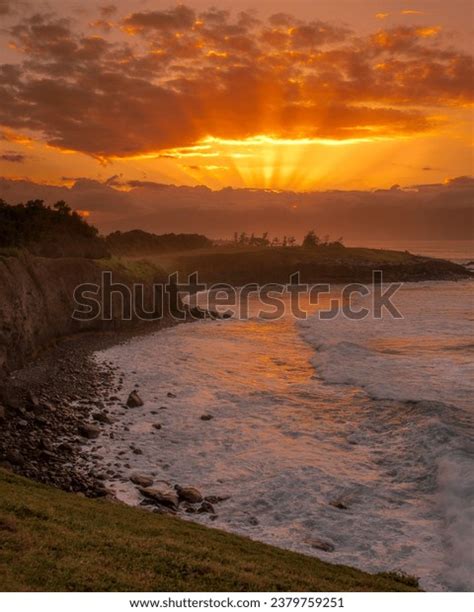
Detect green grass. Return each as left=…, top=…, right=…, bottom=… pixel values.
left=95, top=255, right=167, bottom=282
left=124, top=244, right=433, bottom=286
left=132, top=245, right=419, bottom=273
left=0, top=470, right=419, bottom=592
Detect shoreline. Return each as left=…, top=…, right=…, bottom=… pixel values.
left=2, top=274, right=472, bottom=497
left=0, top=280, right=470, bottom=592
left=0, top=315, right=424, bottom=593
left=1, top=275, right=471, bottom=592
left=55, top=280, right=473, bottom=592
left=0, top=319, right=179, bottom=497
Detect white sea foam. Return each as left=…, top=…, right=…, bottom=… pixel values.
left=299, top=281, right=474, bottom=409
left=84, top=281, right=474, bottom=591
left=298, top=280, right=474, bottom=589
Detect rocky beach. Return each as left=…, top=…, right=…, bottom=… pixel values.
left=0, top=248, right=472, bottom=592
left=0, top=333, right=132, bottom=497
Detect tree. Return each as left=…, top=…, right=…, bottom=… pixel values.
left=302, top=230, right=320, bottom=249
left=287, top=236, right=296, bottom=247
left=54, top=200, right=72, bottom=215
left=0, top=199, right=108, bottom=258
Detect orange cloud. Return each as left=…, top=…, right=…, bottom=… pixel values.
left=416, top=26, right=441, bottom=37
left=0, top=9, right=471, bottom=159
left=401, top=10, right=425, bottom=16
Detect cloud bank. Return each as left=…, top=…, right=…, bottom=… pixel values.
left=0, top=5, right=472, bottom=158
left=1, top=175, right=472, bottom=241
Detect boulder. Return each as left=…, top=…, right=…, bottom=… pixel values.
left=92, top=412, right=112, bottom=424
left=182, top=502, right=197, bottom=513
left=58, top=442, right=74, bottom=453
left=187, top=306, right=206, bottom=319
left=308, top=538, right=335, bottom=553
left=138, top=486, right=179, bottom=510
left=200, top=414, right=213, bottom=421
left=152, top=423, right=162, bottom=430
left=130, top=473, right=154, bottom=487
left=176, top=485, right=203, bottom=504
left=197, top=501, right=215, bottom=514
left=204, top=495, right=230, bottom=504
left=78, top=423, right=101, bottom=439
left=167, top=392, right=176, bottom=399
left=329, top=499, right=348, bottom=510
left=126, top=390, right=144, bottom=408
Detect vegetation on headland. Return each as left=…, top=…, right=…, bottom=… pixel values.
left=0, top=197, right=341, bottom=259
left=106, top=229, right=212, bottom=255
left=95, top=255, right=169, bottom=282
left=0, top=198, right=470, bottom=285
left=0, top=200, right=213, bottom=259
left=0, top=469, right=419, bottom=592
left=0, top=199, right=108, bottom=259
left=149, top=243, right=470, bottom=285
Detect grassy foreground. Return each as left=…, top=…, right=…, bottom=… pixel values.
left=0, top=470, right=418, bottom=592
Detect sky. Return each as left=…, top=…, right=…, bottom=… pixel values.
left=0, top=0, right=472, bottom=236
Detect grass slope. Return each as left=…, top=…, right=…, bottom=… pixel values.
left=146, top=245, right=417, bottom=273
left=0, top=470, right=418, bottom=592
left=127, top=245, right=466, bottom=285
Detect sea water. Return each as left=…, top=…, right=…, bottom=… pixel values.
left=89, top=267, right=473, bottom=591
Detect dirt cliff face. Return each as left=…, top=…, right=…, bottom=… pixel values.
left=0, top=254, right=173, bottom=373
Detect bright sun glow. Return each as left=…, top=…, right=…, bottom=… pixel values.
left=141, top=134, right=408, bottom=191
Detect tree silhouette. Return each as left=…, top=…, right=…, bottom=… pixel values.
left=302, top=230, right=320, bottom=248
left=0, top=199, right=107, bottom=258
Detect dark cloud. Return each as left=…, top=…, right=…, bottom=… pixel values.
left=0, top=7, right=471, bottom=158
left=0, top=151, right=27, bottom=162
left=444, top=175, right=474, bottom=187
left=99, top=4, right=117, bottom=18
left=122, top=5, right=196, bottom=33
left=126, top=180, right=171, bottom=190
left=0, top=0, right=12, bottom=16
left=0, top=176, right=472, bottom=241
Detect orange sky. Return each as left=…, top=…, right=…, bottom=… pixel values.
left=0, top=0, right=472, bottom=192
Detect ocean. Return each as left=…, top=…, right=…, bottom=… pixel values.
left=86, top=242, right=473, bottom=591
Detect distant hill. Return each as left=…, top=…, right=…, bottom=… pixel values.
left=105, top=229, right=212, bottom=256
left=154, top=244, right=471, bottom=285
